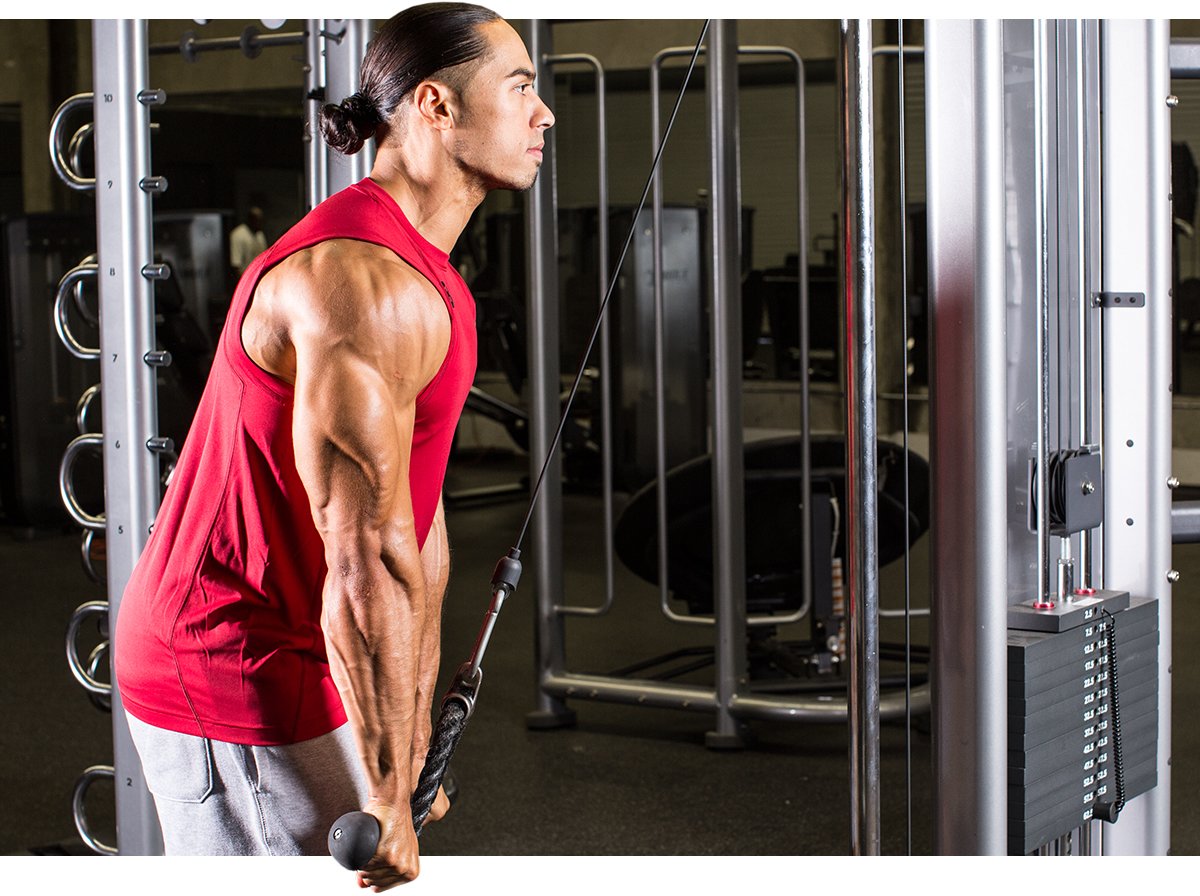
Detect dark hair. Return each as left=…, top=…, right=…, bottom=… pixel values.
left=320, top=3, right=502, bottom=155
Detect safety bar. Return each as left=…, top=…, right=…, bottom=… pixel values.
left=544, top=52, right=613, bottom=619
left=80, top=529, right=104, bottom=585
left=54, top=262, right=101, bottom=360
left=49, top=94, right=96, bottom=191
left=72, top=765, right=118, bottom=855
left=66, top=600, right=111, bottom=696
left=650, top=44, right=811, bottom=629
left=76, top=383, right=101, bottom=435
left=59, top=434, right=105, bottom=531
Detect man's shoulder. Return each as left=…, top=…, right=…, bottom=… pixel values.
left=269, top=239, right=444, bottom=334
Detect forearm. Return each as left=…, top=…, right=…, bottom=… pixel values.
left=411, top=510, right=450, bottom=767
left=322, top=558, right=429, bottom=808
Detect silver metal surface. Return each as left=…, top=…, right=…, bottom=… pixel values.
left=91, top=19, right=165, bottom=856
left=54, top=262, right=100, bottom=360
left=1033, top=20, right=1052, bottom=605
left=1099, top=18, right=1172, bottom=855
left=68, top=123, right=94, bottom=180
left=66, top=601, right=112, bottom=695
left=59, top=434, right=105, bottom=531
left=48, top=94, right=96, bottom=191
left=1077, top=19, right=1097, bottom=591
left=925, top=18, right=1008, bottom=855
left=522, top=20, right=572, bottom=725
left=540, top=672, right=930, bottom=722
left=705, top=20, right=747, bottom=749
left=841, top=18, right=880, bottom=856
left=324, top=19, right=374, bottom=196
left=466, top=586, right=510, bottom=678
left=304, top=19, right=328, bottom=209
left=81, top=529, right=104, bottom=585
left=545, top=53, right=613, bottom=619
left=73, top=765, right=118, bottom=855
left=1170, top=38, right=1200, bottom=77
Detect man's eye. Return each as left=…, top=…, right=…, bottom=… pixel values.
left=516, top=83, right=530, bottom=94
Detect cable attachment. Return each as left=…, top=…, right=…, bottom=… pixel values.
left=491, top=547, right=522, bottom=593
left=441, top=662, right=482, bottom=719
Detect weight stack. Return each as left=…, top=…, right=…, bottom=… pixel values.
left=1007, top=594, right=1159, bottom=855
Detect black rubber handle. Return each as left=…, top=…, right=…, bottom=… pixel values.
left=328, top=810, right=380, bottom=871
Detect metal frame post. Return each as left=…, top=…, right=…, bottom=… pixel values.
left=704, top=19, right=748, bottom=750
left=324, top=19, right=374, bottom=197
left=92, top=18, right=165, bottom=856
left=841, top=18, right=881, bottom=855
left=523, top=19, right=575, bottom=730
left=304, top=18, right=329, bottom=210
left=925, top=18, right=1008, bottom=855
left=1099, top=18, right=1172, bottom=855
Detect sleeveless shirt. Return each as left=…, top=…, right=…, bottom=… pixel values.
left=115, top=178, right=477, bottom=745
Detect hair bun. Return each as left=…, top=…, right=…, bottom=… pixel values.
left=319, top=92, right=382, bottom=156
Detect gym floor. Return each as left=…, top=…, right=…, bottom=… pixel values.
left=0, top=447, right=1195, bottom=857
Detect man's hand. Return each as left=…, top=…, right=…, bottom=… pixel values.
left=358, top=799, right=420, bottom=891
left=422, top=784, right=451, bottom=826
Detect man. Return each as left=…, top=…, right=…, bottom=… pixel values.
left=113, top=5, right=553, bottom=890
left=229, top=205, right=267, bottom=274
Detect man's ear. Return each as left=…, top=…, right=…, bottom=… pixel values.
left=411, top=80, right=458, bottom=131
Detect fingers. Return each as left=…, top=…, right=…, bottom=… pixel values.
left=421, top=785, right=450, bottom=826
left=356, top=800, right=420, bottom=889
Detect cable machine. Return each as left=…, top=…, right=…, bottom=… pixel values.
left=926, top=19, right=1171, bottom=855
left=43, top=15, right=1176, bottom=859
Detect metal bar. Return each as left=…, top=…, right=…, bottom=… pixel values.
left=1034, top=20, right=1053, bottom=605
left=925, top=18, right=1008, bottom=855
left=704, top=20, right=747, bottom=750
left=48, top=94, right=96, bottom=191
left=739, top=45, right=812, bottom=631
left=1171, top=501, right=1200, bottom=541
left=324, top=19, right=374, bottom=195
left=649, top=49, right=680, bottom=630
left=1100, top=18, right=1172, bottom=855
left=1077, top=20, right=1095, bottom=594
left=873, top=44, right=924, bottom=57
left=544, top=53, right=613, bottom=619
left=539, top=672, right=931, bottom=722
left=841, top=17, right=880, bottom=855
left=91, top=18, right=164, bottom=856
left=304, top=19, right=329, bottom=210
left=522, top=19, right=574, bottom=729
left=1170, top=38, right=1200, bottom=77
left=651, top=45, right=812, bottom=629
left=896, top=15, right=913, bottom=856
left=148, top=30, right=305, bottom=57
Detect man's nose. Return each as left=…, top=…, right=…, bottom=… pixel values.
left=535, top=95, right=555, bottom=131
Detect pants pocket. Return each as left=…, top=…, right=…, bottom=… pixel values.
left=126, top=713, right=215, bottom=804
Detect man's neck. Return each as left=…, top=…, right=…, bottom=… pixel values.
left=367, top=150, right=483, bottom=255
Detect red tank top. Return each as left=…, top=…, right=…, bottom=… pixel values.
left=115, top=178, right=477, bottom=745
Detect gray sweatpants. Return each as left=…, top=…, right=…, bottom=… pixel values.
left=126, top=713, right=370, bottom=856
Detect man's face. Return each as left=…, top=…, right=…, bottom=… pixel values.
left=449, top=20, right=555, bottom=192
